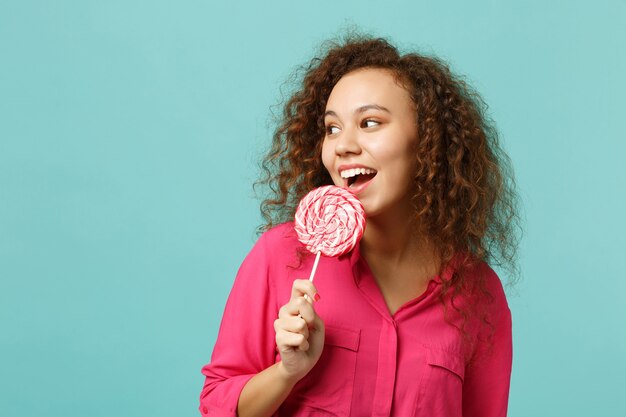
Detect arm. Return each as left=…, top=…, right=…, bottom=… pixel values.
left=199, top=232, right=324, bottom=417
left=237, top=280, right=325, bottom=417
left=235, top=363, right=297, bottom=417
left=462, top=268, right=513, bottom=417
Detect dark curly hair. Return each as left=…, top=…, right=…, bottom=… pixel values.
left=256, top=33, right=522, bottom=356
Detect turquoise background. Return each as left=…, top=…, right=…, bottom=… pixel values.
left=1, top=1, right=625, bottom=416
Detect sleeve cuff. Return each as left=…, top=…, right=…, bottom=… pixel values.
left=199, top=373, right=256, bottom=417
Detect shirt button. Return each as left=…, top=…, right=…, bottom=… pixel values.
left=202, top=406, right=208, bottom=414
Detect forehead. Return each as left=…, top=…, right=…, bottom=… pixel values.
left=325, top=68, right=413, bottom=111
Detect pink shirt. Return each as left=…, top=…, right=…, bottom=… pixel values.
left=199, top=223, right=512, bottom=416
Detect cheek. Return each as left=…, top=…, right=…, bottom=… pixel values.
left=321, top=140, right=333, bottom=173
left=374, top=144, right=416, bottom=180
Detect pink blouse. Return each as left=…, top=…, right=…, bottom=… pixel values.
left=199, top=223, right=512, bottom=416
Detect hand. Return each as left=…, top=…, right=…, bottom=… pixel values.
left=274, top=279, right=325, bottom=383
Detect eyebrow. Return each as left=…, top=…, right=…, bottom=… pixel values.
left=324, top=104, right=391, bottom=118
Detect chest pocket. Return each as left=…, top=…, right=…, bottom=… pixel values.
left=279, top=325, right=360, bottom=417
left=414, top=346, right=465, bottom=416
left=426, top=347, right=465, bottom=382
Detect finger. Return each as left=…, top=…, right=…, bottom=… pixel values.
left=282, top=296, right=316, bottom=324
left=311, top=314, right=325, bottom=335
left=297, top=338, right=310, bottom=352
left=290, top=279, right=321, bottom=304
left=274, top=316, right=310, bottom=339
left=276, top=329, right=308, bottom=351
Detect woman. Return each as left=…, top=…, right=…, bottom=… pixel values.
left=199, top=34, right=521, bottom=417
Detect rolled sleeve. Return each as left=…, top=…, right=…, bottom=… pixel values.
left=199, top=232, right=278, bottom=416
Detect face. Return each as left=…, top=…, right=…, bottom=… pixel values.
left=321, top=68, right=418, bottom=219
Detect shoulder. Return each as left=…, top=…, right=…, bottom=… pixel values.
left=233, top=222, right=300, bottom=287
left=469, top=261, right=512, bottom=336
left=249, top=222, right=302, bottom=269
left=452, top=253, right=507, bottom=301
left=475, top=261, right=508, bottom=303
left=454, top=255, right=510, bottom=317
left=257, top=221, right=299, bottom=248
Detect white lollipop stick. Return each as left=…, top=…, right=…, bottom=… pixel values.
left=308, top=251, right=321, bottom=282
left=303, top=252, right=321, bottom=303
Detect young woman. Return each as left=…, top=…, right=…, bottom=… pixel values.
left=199, top=34, right=521, bottom=417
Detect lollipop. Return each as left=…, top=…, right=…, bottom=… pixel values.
left=295, top=185, right=366, bottom=282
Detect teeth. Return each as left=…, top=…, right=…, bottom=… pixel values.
left=340, top=168, right=377, bottom=178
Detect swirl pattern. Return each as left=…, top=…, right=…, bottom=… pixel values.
left=294, top=185, right=366, bottom=256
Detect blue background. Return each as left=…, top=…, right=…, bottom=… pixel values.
left=1, top=1, right=625, bottom=416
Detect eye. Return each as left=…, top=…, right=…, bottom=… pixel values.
left=326, top=125, right=341, bottom=135
left=361, top=119, right=380, bottom=128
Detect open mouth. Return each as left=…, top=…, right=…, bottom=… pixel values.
left=340, top=168, right=377, bottom=189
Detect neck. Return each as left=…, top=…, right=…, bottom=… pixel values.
left=361, top=212, right=440, bottom=270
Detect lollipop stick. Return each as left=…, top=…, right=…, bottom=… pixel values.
left=308, top=251, right=321, bottom=282
left=303, top=251, right=321, bottom=304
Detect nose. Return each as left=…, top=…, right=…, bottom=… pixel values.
left=334, top=126, right=361, bottom=156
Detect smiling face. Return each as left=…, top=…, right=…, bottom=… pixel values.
left=321, top=68, right=419, bottom=219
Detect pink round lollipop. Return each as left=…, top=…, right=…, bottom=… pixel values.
left=295, top=185, right=366, bottom=257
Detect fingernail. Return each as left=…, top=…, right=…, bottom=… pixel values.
left=314, top=293, right=321, bottom=302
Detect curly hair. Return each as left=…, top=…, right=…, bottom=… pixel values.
left=256, top=33, right=522, bottom=356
